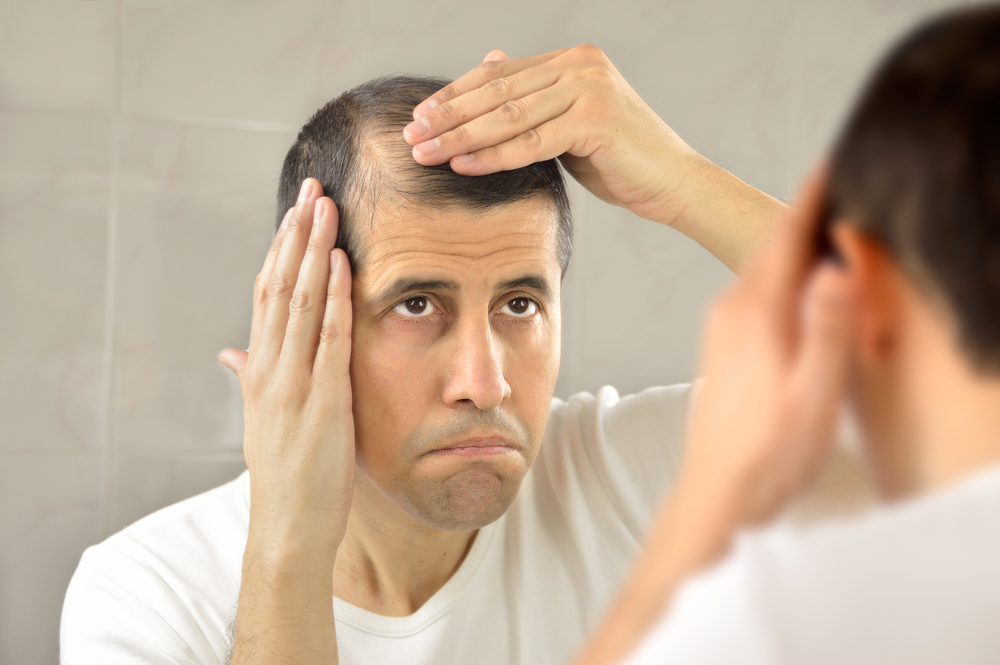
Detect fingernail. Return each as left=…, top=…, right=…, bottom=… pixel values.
left=414, top=138, right=441, bottom=157
left=413, top=98, right=438, bottom=120
left=403, top=117, right=431, bottom=140
left=279, top=208, right=292, bottom=230
left=314, top=198, right=326, bottom=223
left=299, top=179, right=313, bottom=202
left=453, top=153, right=474, bottom=165
left=330, top=250, right=339, bottom=272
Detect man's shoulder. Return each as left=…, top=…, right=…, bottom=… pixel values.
left=681, top=464, right=1000, bottom=661
left=102, top=469, right=250, bottom=558
left=62, top=472, right=249, bottom=664
left=635, top=465, right=1000, bottom=665
left=544, top=382, right=696, bottom=454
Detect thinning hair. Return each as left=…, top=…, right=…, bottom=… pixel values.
left=829, top=5, right=1000, bottom=372
left=276, top=75, right=573, bottom=275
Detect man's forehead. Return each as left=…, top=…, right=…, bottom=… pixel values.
left=355, top=198, right=562, bottom=289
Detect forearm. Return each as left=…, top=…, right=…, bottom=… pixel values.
left=659, top=151, right=790, bottom=278
left=573, top=479, right=740, bottom=665
left=230, top=519, right=340, bottom=665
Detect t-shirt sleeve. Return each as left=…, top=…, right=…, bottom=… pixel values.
left=61, top=542, right=224, bottom=665
left=553, top=383, right=697, bottom=542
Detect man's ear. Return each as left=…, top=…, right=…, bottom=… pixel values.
left=831, top=223, right=899, bottom=364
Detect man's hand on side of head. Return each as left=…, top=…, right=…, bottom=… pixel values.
left=404, top=46, right=788, bottom=277
left=575, top=171, right=858, bottom=665
left=218, top=178, right=353, bottom=665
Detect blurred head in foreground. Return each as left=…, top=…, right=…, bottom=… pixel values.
left=828, top=5, right=1000, bottom=496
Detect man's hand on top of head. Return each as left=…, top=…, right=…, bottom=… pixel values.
left=218, top=179, right=353, bottom=663
left=402, top=46, right=699, bottom=227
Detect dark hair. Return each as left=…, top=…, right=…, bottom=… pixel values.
left=276, top=75, right=573, bottom=275
left=829, top=6, right=1000, bottom=372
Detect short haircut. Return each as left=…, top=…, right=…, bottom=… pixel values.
left=829, top=6, right=1000, bottom=372
left=276, top=75, right=573, bottom=275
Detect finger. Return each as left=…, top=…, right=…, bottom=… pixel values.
left=444, top=111, right=579, bottom=176
left=746, top=167, right=829, bottom=334
left=283, top=197, right=340, bottom=368
left=413, top=49, right=569, bottom=120
left=483, top=49, right=509, bottom=63
left=218, top=348, right=249, bottom=380
left=259, top=178, right=320, bottom=364
left=411, top=80, right=576, bottom=168
left=314, top=248, right=353, bottom=383
left=405, top=62, right=564, bottom=159
left=787, top=263, right=856, bottom=444
left=248, top=207, right=292, bottom=354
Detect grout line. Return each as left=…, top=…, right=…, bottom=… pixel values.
left=98, top=0, right=124, bottom=540
left=0, top=106, right=297, bottom=136
left=122, top=112, right=299, bottom=135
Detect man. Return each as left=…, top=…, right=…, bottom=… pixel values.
left=61, top=51, right=793, bottom=664
left=566, top=6, right=1000, bottom=664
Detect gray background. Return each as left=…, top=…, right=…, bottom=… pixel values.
left=0, top=0, right=982, bottom=662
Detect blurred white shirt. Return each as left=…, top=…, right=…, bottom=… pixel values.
left=625, top=463, right=1000, bottom=665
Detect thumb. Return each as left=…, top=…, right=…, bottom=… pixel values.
left=484, top=49, right=509, bottom=63
left=788, top=263, right=857, bottom=438
left=218, top=347, right=248, bottom=381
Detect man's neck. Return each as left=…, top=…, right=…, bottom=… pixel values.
left=332, top=474, right=477, bottom=617
left=867, top=308, right=1000, bottom=497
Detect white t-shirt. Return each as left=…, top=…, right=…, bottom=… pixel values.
left=625, top=463, right=1000, bottom=665
left=61, top=385, right=694, bottom=665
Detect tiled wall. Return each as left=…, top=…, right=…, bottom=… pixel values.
left=0, top=0, right=979, bottom=662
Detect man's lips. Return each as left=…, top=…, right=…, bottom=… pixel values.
left=425, top=436, right=517, bottom=457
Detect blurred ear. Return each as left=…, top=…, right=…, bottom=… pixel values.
left=831, top=223, right=899, bottom=364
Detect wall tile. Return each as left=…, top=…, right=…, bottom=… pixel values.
left=790, top=0, right=977, bottom=182
left=0, top=0, right=116, bottom=114
left=364, top=0, right=589, bottom=80
left=112, top=120, right=292, bottom=451
left=576, top=202, right=733, bottom=396
left=591, top=0, right=800, bottom=201
left=0, top=110, right=110, bottom=451
left=0, top=453, right=103, bottom=665
left=121, top=0, right=368, bottom=128
left=110, top=452, right=246, bottom=532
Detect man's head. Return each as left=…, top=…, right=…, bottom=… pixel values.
left=277, top=75, right=572, bottom=274
left=827, top=6, right=1000, bottom=489
left=277, top=76, right=572, bottom=531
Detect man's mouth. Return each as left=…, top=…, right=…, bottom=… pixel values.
left=426, top=436, right=517, bottom=457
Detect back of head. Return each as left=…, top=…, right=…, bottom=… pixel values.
left=829, top=5, right=1000, bottom=373
left=277, top=75, right=572, bottom=275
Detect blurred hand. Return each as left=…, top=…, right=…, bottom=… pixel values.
left=573, top=172, right=857, bottom=665
left=219, top=178, right=355, bottom=550
left=678, top=170, right=856, bottom=528
left=403, top=46, right=697, bottom=225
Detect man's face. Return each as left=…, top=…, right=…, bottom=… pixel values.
left=349, top=197, right=562, bottom=531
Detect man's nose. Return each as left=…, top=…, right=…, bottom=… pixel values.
left=441, top=317, right=512, bottom=411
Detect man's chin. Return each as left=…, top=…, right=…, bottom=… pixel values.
left=399, top=468, right=524, bottom=532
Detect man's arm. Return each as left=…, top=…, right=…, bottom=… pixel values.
left=402, top=46, right=789, bottom=277
left=575, top=173, right=858, bottom=665
left=218, top=179, right=354, bottom=665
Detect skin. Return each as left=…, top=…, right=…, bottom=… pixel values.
left=216, top=44, right=794, bottom=665
left=574, top=174, right=1000, bottom=665
left=403, top=46, right=788, bottom=277
left=337, top=197, right=562, bottom=615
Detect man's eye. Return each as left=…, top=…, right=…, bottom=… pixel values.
left=392, top=296, right=435, bottom=318
left=499, top=297, right=538, bottom=318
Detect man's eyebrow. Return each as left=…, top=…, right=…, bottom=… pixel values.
left=374, top=278, right=458, bottom=305
left=498, top=275, right=553, bottom=303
